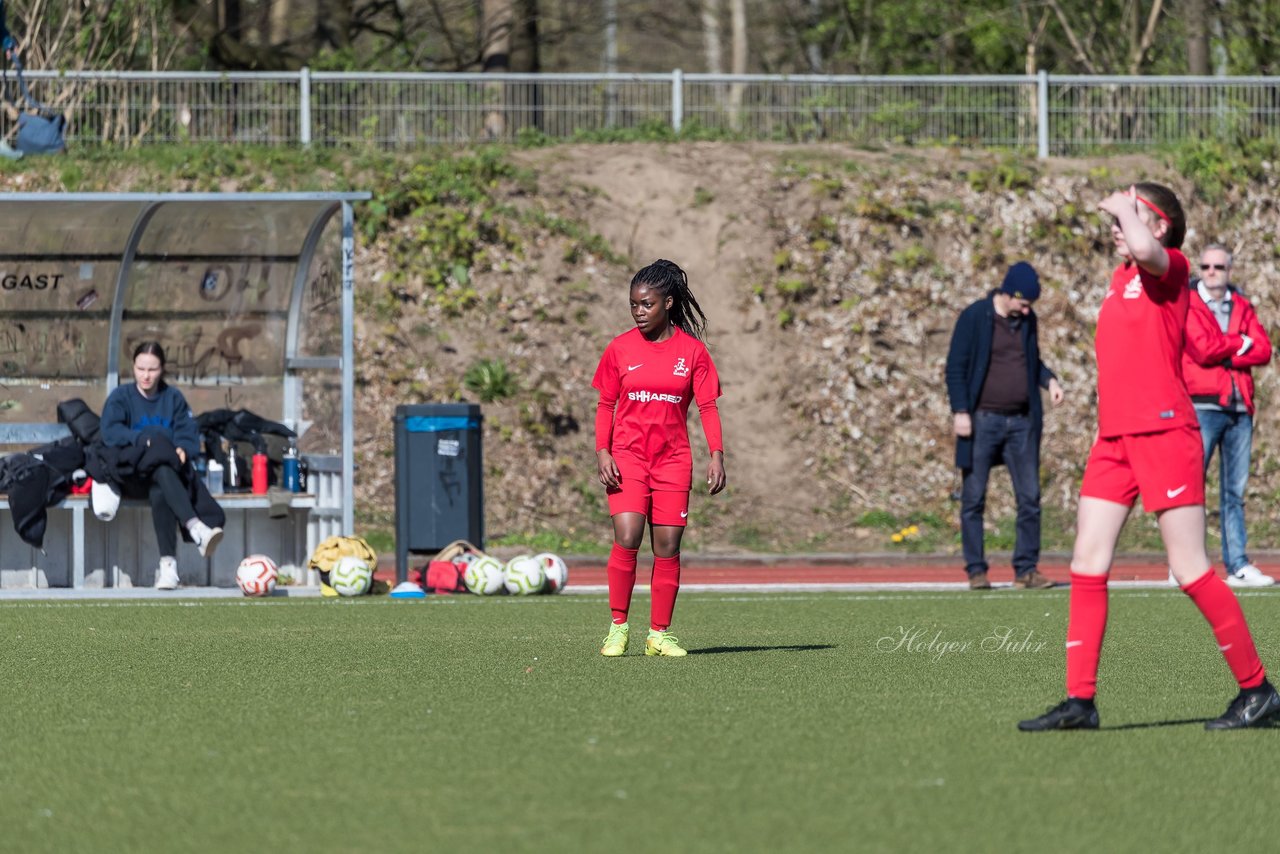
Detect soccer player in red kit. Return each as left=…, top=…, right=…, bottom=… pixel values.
left=592, top=259, right=727, bottom=657
left=1020, top=183, right=1279, bottom=731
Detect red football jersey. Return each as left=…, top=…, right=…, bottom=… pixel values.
left=593, top=327, right=723, bottom=469
left=1095, top=249, right=1196, bottom=437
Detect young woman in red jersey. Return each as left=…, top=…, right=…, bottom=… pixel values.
left=592, top=259, right=726, bottom=658
left=1020, top=184, right=1279, bottom=731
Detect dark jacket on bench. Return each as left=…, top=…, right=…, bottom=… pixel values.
left=0, top=437, right=84, bottom=549
left=85, top=433, right=225, bottom=533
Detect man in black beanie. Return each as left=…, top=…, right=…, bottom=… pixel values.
left=945, top=261, right=1065, bottom=590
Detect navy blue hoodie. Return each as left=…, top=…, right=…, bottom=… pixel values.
left=100, top=381, right=201, bottom=458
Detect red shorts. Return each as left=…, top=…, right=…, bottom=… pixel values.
left=606, top=452, right=690, bottom=526
left=1079, top=426, right=1204, bottom=513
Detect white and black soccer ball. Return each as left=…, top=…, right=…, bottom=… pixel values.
left=503, top=554, right=546, bottom=596
left=236, top=554, right=278, bottom=597
left=463, top=555, right=505, bottom=595
left=534, top=552, right=568, bottom=594
left=330, top=555, right=373, bottom=597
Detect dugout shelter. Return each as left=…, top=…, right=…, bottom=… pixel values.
left=0, top=191, right=370, bottom=588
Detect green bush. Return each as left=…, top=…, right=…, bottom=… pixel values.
left=464, top=359, right=519, bottom=402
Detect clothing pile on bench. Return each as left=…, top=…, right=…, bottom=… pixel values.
left=0, top=400, right=292, bottom=550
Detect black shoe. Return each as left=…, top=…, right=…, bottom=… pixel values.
left=1205, top=680, right=1280, bottom=730
left=1018, top=697, right=1099, bottom=731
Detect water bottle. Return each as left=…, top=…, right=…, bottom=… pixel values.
left=206, top=458, right=223, bottom=495
left=226, top=443, right=242, bottom=491
left=251, top=451, right=268, bottom=495
left=283, top=440, right=301, bottom=493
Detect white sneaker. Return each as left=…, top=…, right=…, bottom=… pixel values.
left=1227, top=564, right=1276, bottom=588
left=190, top=521, right=224, bottom=558
left=91, top=479, right=121, bottom=521
left=155, top=556, right=180, bottom=590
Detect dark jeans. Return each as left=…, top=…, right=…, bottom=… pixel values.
left=960, top=410, right=1040, bottom=578
left=1198, top=408, right=1253, bottom=574
left=147, top=466, right=197, bottom=557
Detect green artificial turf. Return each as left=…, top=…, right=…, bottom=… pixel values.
left=1, top=589, right=1277, bottom=853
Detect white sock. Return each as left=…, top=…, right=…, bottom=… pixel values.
left=185, top=518, right=201, bottom=534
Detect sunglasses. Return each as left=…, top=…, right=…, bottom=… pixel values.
left=1200, top=264, right=1228, bottom=271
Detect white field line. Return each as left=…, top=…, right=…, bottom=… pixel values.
left=0, top=581, right=1272, bottom=607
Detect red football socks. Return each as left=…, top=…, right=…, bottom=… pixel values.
left=650, top=553, right=681, bottom=631
left=607, top=543, right=639, bottom=624
left=1182, top=570, right=1266, bottom=690
left=1065, top=572, right=1109, bottom=701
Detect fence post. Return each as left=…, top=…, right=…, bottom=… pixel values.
left=672, top=68, right=683, bottom=134
left=1037, top=70, right=1048, bottom=159
left=300, top=67, right=312, bottom=147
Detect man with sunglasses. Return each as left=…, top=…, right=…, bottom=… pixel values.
left=1182, top=245, right=1275, bottom=586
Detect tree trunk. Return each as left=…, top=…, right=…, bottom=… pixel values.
left=701, top=0, right=722, bottom=74
left=482, top=0, right=514, bottom=139
left=270, top=0, right=294, bottom=50
left=604, top=0, right=618, bottom=127
left=223, top=0, right=242, bottom=40
left=1182, top=0, right=1210, bottom=75
left=522, top=0, right=543, bottom=131
left=805, top=0, right=823, bottom=73
left=315, top=0, right=352, bottom=51
left=728, top=0, right=747, bottom=128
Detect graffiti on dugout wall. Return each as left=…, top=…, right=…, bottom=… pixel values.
left=0, top=320, right=93, bottom=377
left=0, top=254, right=341, bottom=382
left=126, top=325, right=264, bottom=387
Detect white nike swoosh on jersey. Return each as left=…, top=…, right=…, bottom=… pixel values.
left=628, top=364, right=643, bottom=371
left=680, top=511, right=688, bottom=518
left=1167, top=485, right=1188, bottom=498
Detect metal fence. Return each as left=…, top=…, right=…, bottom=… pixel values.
left=11, top=69, right=1280, bottom=156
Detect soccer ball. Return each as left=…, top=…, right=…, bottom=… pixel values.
left=463, top=554, right=505, bottom=595
left=504, top=554, right=546, bottom=596
left=534, top=552, right=568, bottom=594
left=330, top=555, right=373, bottom=597
left=236, top=554, right=278, bottom=597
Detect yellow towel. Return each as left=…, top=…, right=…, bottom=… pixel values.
left=308, top=535, right=379, bottom=575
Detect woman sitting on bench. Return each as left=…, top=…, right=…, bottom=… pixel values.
left=100, top=341, right=224, bottom=590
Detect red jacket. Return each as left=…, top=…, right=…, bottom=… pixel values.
left=1182, top=283, right=1271, bottom=415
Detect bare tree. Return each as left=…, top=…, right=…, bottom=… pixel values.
left=805, top=0, right=823, bottom=72
left=482, top=0, right=514, bottom=138
left=604, top=0, right=618, bottom=126
left=1047, top=0, right=1166, bottom=75
left=701, top=0, right=722, bottom=73
left=728, top=0, right=747, bottom=126
left=1182, top=0, right=1211, bottom=74
left=269, top=0, right=293, bottom=50
left=315, top=0, right=353, bottom=52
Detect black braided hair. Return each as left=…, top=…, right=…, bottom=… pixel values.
left=630, top=259, right=708, bottom=341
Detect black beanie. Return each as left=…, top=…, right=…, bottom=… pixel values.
left=1000, top=262, right=1041, bottom=301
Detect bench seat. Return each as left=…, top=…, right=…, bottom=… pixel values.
left=0, top=424, right=346, bottom=590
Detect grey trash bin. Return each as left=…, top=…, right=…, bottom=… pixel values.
left=393, top=403, right=484, bottom=584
